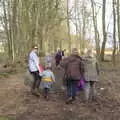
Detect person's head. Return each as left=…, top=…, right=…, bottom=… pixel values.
left=63, top=49, right=66, bottom=52
left=72, top=48, right=79, bottom=55
left=45, top=63, right=52, bottom=70
left=86, top=49, right=94, bottom=57
left=32, top=45, right=38, bottom=53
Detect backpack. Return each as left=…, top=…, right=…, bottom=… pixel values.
left=66, top=56, right=85, bottom=80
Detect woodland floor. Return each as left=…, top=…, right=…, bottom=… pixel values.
left=0, top=62, right=120, bottom=120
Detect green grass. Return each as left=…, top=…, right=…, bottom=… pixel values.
left=0, top=73, right=9, bottom=78
left=0, top=117, right=10, bottom=120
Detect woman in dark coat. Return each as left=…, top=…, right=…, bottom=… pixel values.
left=61, top=48, right=85, bottom=104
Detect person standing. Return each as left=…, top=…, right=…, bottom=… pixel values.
left=84, top=49, right=100, bottom=101
left=42, top=63, right=55, bottom=100
left=62, top=49, right=66, bottom=59
left=28, top=45, right=42, bottom=95
left=61, top=48, right=85, bottom=104
left=55, top=50, right=62, bottom=67
left=44, top=53, right=53, bottom=68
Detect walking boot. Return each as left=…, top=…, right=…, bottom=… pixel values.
left=66, top=97, right=73, bottom=104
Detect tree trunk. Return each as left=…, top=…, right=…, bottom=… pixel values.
left=2, top=0, right=11, bottom=60
left=81, top=1, right=86, bottom=53
left=67, top=0, right=71, bottom=53
left=112, top=0, right=117, bottom=64
left=90, top=0, right=101, bottom=61
left=117, top=0, right=120, bottom=52
left=101, top=0, right=107, bottom=61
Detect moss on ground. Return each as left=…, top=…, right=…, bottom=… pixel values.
left=0, top=117, right=11, bottom=120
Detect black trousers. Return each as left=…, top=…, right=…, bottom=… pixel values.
left=56, top=61, right=60, bottom=66
left=31, top=71, right=41, bottom=90
left=44, top=88, right=49, bottom=97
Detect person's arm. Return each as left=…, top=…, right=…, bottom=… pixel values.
left=96, top=62, right=100, bottom=75
left=51, top=72, right=55, bottom=83
left=32, top=53, right=41, bottom=73
left=79, top=60, right=85, bottom=77
left=60, top=57, right=69, bottom=69
left=95, top=59, right=100, bottom=75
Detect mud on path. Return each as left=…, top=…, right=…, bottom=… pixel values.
left=0, top=65, right=120, bottom=120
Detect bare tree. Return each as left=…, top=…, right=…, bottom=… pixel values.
left=117, top=0, right=120, bottom=52
left=1, top=0, right=66, bottom=62
left=90, top=0, right=101, bottom=60
left=112, top=0, right=117, bottom=64
left=101, top=0, right=107, bottom=61
left=67, top=0, right=71, bottom=52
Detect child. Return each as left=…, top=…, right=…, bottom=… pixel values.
left=42, top=64, right=55, bottom=100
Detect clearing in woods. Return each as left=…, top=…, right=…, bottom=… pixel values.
left=0, top=62, right=120, bottom=120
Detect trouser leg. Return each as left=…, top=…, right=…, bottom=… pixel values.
left=31, top=72, right=38, bottom=90
left=84, top=81, right=90, bottom=101
left=31, top=71, right=41, bottom=90
left=71, top=81, right=78, bottom=99
left=36, top=75, right=41, bottom=89
left=67, top=80, right=72, bottom=98
left=44, top=88, right=49, bottom=97
left=90, top=81, right=96, bottom=100
left=56, top=61, right=59, bottom=66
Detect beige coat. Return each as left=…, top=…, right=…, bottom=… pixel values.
left=84, top=56, right=99, bottom=82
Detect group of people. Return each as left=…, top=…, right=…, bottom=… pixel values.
left=28, top=45, right=55, bottom=99
left=27, top=45, right=100, bottom=104
left=60, top=48, right=100, bottom=104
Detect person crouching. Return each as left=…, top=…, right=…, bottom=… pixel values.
left=42, top=64, right=55, bottom=100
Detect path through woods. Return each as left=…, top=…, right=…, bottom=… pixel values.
left=0, top=63, right=120, bottom=120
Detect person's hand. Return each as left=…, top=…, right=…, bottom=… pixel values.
left=53, top=81, right=55, bottom=84
left=57, top=65, right=60, bottom=68
left=56, top=65, right=62, bottom=70
left=39, top=72, right=43, bottom=77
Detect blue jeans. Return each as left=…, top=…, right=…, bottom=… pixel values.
left=67, top=80, right=78, bottom=99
